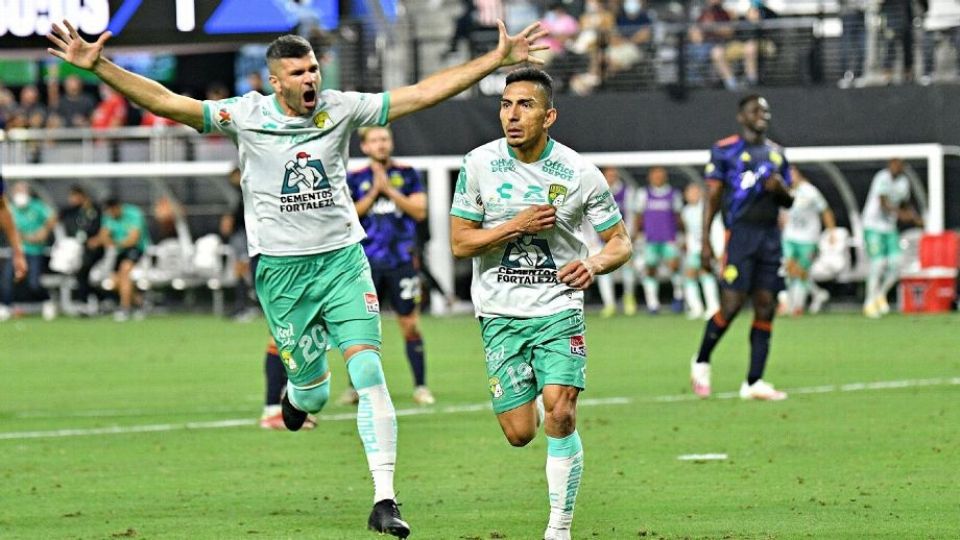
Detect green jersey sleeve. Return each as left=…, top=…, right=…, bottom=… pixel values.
left=450, top=154, right=484, bottom=222
left=582, top=165, right=622, bottom=232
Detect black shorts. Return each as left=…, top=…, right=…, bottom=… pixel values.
left=721, top=224, right=784, bottom=293
left=115, top=247, right=143, bottom=270
left=370, top=263, right=421, bottom=316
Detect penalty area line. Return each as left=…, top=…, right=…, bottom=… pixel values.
left=1, top=377, right=957, bottom=441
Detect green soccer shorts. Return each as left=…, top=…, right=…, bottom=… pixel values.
left=684, top=251, right=701, bottom=272
left=864, top=229, right=901, bottom=260
left=479, top=309, right=587, bottom=415
left=255, top=243, right=382, bottom=386
left=782, top=240, right=818, bottom=270
left=644, top=241, right=679, bottom=267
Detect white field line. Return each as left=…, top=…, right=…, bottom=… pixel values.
left=1, top=377, right=957, bottom=441
left=677, top=453, right=729, bottom=461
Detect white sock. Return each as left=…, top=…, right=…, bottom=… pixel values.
left=597, top=273, right=615, bottom=309
left=546, top=431, right=583, bottom=533
left=866, top=260, right=884, bottom=306
left=671, top=273, right=684, bottom=301
left=789, top=279, right=807, bottom=311
left=642, top=276, right=659, bottom=310
left=684, top=279, right=704, bottom=315
left=700, top=273, right=720, bottom=315
left=621, top=265, right=636, bottom=298
left=357, top=384, right=397, bottom=503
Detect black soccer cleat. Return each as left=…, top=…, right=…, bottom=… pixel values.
left=280, top=387, right=308, bottom=431
left=367, top=499, right=410, bottom=538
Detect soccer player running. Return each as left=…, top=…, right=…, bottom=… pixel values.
left=861, top=158, right=922, bottom=318
left=450, top=68, right=632, bottom=540
left=634, top=166, right=684, bottom=314
left=781, top=166, right=836, bottom=315
left=346, top=126, right=435, bottom=406
left=690, top=95, right=794, bottom=401
left=47, top=19, right=547, bottom=538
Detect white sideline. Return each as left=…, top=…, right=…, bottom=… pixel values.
left=1, top=377, right=957, bottom=441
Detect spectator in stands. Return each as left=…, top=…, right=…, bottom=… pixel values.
left=0, top=176, right=28, bottom=321
left=881, top=0, right=918, bottom=82
left=92, top=198, right=149, bottom=321
left=60, top=185, right=103, bottom=306
left=0, top=85, right=16, bottom=129
left=219, top=166, right=255, bottom=319
left=445, top=0, right=503, bottom=58
left=616, top=0, right=654, bottom=48
left=739, top=0, right=776, bottom=87
left=1, top=182, right=56, bottom=319
left=16, top=85, right=47, bottom=129
left=567, top=0, right=616, bottom=94
left=689, top=0, right=738, bottom=89
left=90, top=83, right=127, bottom=129
left=152, top=196, right=182, bottom=241
left=839, top=0, right=867, bottom=87
left=539, top=2, right=580, bottom=63
left=505, top=0, right=541, bottom=34
left=49, top=74, right=96, bottom=127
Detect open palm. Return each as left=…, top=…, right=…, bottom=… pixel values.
left=496, top=20, right=549, bottom=67
left=46, top=20, right=111, bottom=70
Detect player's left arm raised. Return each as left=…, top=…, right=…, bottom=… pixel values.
left=558, top=221, right=632, bottom=290
left=386, top=21, right=548, bottom=122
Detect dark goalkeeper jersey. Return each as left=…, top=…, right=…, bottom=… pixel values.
left=704, top=134, right=792, bottom=228
left=347, top=164, right=423, bottom=269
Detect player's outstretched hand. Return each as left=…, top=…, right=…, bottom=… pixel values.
left=513, top=204, right=556, bottom=234
left=46, top=20, right=111, bottom=70
left=558, top=259, right=597, bottom=290
left=495, top=20, right=550, bottom=67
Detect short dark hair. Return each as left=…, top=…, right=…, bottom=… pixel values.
left=505, top=68, right=554, bottom=108
left=104, top=197, right=120, bottom=209
left=738, top=94, right=764, bottom=111
left=266, top=35, right=313, bottom=64
left=69, top=185, right=87, bottom=197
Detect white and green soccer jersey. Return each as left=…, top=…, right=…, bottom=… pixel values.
left=862, top=169, right=910, bottom=233
left=451, top=138, right=622, bottom=319
left=202, top=90, right=389, bottom=256
left=680, top=201, right=724, bottom=255
left=783, top=181, right=828, bottom=243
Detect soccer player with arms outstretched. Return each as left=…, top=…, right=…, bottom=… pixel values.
left=450, top=68, right=632, bottom=540
left=690, top=95, right=794, bottom=401
left=47, top=19, right=547, bottom=538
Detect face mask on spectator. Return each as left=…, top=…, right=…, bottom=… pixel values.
left=624, top=0, right=642, bottom=16
left=12, top=192, right=29, bottom=208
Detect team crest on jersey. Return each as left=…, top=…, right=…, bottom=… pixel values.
left=569, top=335, right=586, bottom=357
left=498, top=235, right=558, bottom=285
left=548, top=184, right=568, bottom=207
left=217, top=109, right=232, bottom=126
left=364, top=292, right=380, bottom=313
left=313, top=111, right=330, bottom=128
left=723, top=264, right=739, bottom=284
left=280, top=350, right=298, bottom=370
left=489, top=377, right=504, bottom=398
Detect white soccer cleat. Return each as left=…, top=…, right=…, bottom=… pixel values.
left=0, top=305, right=11, bottom=322
left=544, top=526, right=571, bottom=540
left=41, top=300, right=57, bottom=321
left=739, top=380, right=788, bottom=401
left=876, top=296, right=891, bottom=315
left=809, top=289, right=830, bottom=314
left=687, top=306, right=704, bottom=320
left=863, top=299, right=882, bottom=319
left=690, top=357, right=711, bottom=398
left=412, top=385, right=436, bottom=406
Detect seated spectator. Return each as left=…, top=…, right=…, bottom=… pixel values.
left=59, top=185, right=104, bottom=305
left=617, top=0, right=654, bottom=48
left=16, top=85, right=47, bottom=129
left=539, top=2, right=581, bottom=64
left=1, top=182, right=56, bottom=319
left=567, top=0, right=616, bottom=95
left=738, top=0, right=778, bottom=87
left=91, top=198, right=150, bottom=321
left=51, top=74, right=96, bottom=127
left=91, top=84, right=127, bottom=129
left=0, top=85, right=17, bottom=129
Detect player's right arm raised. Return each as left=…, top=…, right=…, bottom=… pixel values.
left=450, top=205, right=556, bottom=258
left=47, top=21, right=204, bottom=131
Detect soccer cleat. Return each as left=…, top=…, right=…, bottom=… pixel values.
left=337, top=386, right=360, bottom=406
left=280, top=387, right=309, bottom=431
left=863, top=299, right=882, bottom=319
left=599, top=304, right=616, bottom=318
left=0, top=305, right=11, bottom=322
left=113, top=310, right=130, bottom=322
left=686, top=306, right=704, bottom=320
left=739, top=380, right=787, bottom=401
left=623, top=295, right=638, bottom=316
left=367, top=499, right=410, bottom=538
left=260, top=410, right=317, bottom=430
left=544, top=526, right=572, bottom=540
left=809, top=289, right=830, bottom=314
left=671, top=298, right=685, bottom=314
left=690, top=357, right=711, bottom=398
left=412, top=385, right=436, bottom=406
left=876, top=296, right=891, bottom=315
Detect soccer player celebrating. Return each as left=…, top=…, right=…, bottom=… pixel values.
left=634, top=166, right=684, bottom=314
left=47, top=18, right=547, bottom=538
left=679, top=183, right=721, bottom=320
left=450, top=68, right=632, bottom=540
left=781, top=166, right=836, bottom=315
left=690, top=95, right=794, bottom=401
left=347, top=126, right=435, bottom=406
left=861, top=158, right=922, bottom=318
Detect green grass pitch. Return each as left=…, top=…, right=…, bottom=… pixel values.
left=1, top=312, right=958, bottom=539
